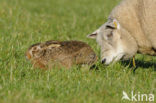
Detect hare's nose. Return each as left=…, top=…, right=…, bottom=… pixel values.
left=26, top=52, right=32, bottom=60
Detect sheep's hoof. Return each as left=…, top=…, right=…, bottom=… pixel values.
left=132, top=66, right=138, bottom=74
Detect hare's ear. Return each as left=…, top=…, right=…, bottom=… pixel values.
left=47, top=44, right=61, bottom=48
left=87, top=29, right=100, bottom=39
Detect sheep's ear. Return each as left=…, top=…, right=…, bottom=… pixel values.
left=106, top=19, right=120, bottom=29
left=87, top=29, right=99, bottom=39
left=113, top=19, right=120, bottom=29
left=87, top=33, right=97, bottom=39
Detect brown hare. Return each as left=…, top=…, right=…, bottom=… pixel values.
left=26, top=40, right=97, bottom=70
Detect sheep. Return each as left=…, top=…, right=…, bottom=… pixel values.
left=87, top=0, right=156, bottom=65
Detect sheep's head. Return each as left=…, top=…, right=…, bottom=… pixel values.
left=87, top=18, right=137, bottom=64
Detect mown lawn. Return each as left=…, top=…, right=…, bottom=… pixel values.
left=0, top=0, right=155, bottom=103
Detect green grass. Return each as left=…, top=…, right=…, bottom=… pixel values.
left=0, top=0, right=155, bottom=103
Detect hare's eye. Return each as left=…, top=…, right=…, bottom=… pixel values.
left=32, top=50, right=36, bottom=54
left=33, top=47, right=37, bottom=50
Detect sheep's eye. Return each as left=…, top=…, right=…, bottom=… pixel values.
left=107, top=31, right=113, bottom=38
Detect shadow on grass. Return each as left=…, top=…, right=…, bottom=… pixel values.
left=121, top=59, right=156, bottom=71
left=89, top=59, right=156, bottom=72
left=90, top=64, right=99, bottom=70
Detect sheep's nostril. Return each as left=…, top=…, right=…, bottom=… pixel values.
left=102, top=59, right=106, bottom=64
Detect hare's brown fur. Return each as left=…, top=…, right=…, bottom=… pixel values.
left=26, top=40, right=97, bottom=69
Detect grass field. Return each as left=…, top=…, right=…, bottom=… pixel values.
left=0, top=0, right=155, bottom=103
